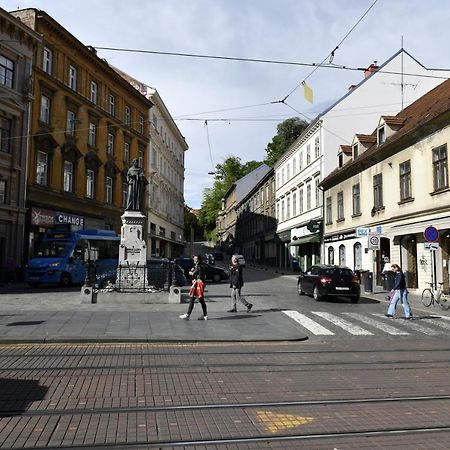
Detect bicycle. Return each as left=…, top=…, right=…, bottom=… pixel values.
left=421, top=282, right=450, bottom=310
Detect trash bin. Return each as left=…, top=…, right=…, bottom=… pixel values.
left=382, top=271, right=396, bottom=290
left=363, top=271, right=373, bottom=293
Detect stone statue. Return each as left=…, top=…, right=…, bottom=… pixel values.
left=126, top=159, right=148, bottom=211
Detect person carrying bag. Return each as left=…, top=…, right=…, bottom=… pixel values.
left=180, top=255, right=208, bottom=321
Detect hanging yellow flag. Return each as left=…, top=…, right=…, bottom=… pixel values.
left=256, top=410, right=314, bottom=433
left=303, top=81, right=313, bottom=104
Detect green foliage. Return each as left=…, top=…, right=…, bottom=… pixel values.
left=184, top=206, right=204, bottom=241
left=264, top=117, right=309, bottom=166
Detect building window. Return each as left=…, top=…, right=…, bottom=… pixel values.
left=0, top=117, right=11, bottom=153
left=276, top=202, right=279, bottom=220
left=352, top=183, right=361, bottom=215
left=433, top=144, right=448, bottom=191
left=292, top=157, right=296, bottom=174
left=68, top=65, right=77, bottom=90
left=66, top=110, right=76, bottom=135
left=299, top=151, right=303, bottom=171
left=315, top=177, right=320, bottom=206
left=306, top=145, right=311, bottom=165
left=152, top=113, right=158, bottom=129
left=40, top=95, right=51, bottom=124
left=315, top=136, right=320, bottom=159
left=139, top=115, right=144, bottom=134
left=299, top=187, right=304, bottom=213
left=0, top=179, right=6, bottom=204
left=86, top=169, right=95, bottom=198
left=353, top=143, right=359, bottom=159
left=63, top=161, right=73, bottom=192
left=108, top=94, right=116, bottom=116
left=292, top=192, right=297, bottom=216
left=124, top=106, right=131, bottom=126
left=399, top=160, right=412, bottom=200
left=138, top=149, right=144, bottom=168
left=0, top=55, right=14, bottom=88
left=337, top=191, right=344, bottom=220
left=106, top=176, right=113, bottom=203
left=378, top=126, right=386, bottom=145
left=354, top=242, right=362, bottom=271
left=281, top=168, right=285, bottom=185
left=287, top=163, right=290, bottom=181
left=328, top=246, right=334, bottom=265
left=36, top=151, right=48, bottom=185
left=339, top=244, right=346, bottom=266
left=281, top=199, right=285, bottom=221
left=88, top=122, right=96, bottom=147
left=122, top=183, right=128, bottom=208
left=326, top=196, right=332, bottom=223
left=107, top=132, right=114, bottom=155
left=90, top=81, right=98, bottom=104
left=306, top=183, right=311, bottom=210
left=124, top=142, right=130, bottom=163
left=286, top=195, right=291, bottom=219
left=42, top=47, right=52, bottom=75
left=373, top=173, right=383, bottom=208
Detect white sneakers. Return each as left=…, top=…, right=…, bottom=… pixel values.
left=179, top=313, right=190, bottom=320
left=197, top=315, right=208, bottom=321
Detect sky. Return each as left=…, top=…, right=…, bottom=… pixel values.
left=4, top=0, right=450, bottom=208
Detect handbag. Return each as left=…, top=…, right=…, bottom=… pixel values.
left=189, top=279, right=204, bottom=298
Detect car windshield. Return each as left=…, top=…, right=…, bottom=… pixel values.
left=34, top=240, right=73, bottom=258
left=323, top=268, right=353, bottom=277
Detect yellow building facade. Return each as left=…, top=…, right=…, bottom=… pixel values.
left=10, top=9, right=152, bottom=257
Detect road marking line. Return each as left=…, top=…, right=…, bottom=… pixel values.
left=372, top=314, right=441, bottom=335
left=256, top=410, right=314, bottom=433
left=426, top=317, right=450, bottom=331
left=344, top=313, right=409, bottom=335
left=283, top=311, right=334, bottom=335
left=311, top=312, right=373, bottom=335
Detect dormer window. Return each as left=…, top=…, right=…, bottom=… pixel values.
left=338, top=153, right=344, bottom=167
left=353, top=143, right=359, bottom=159
left=378, top=126, right=386, bottom=145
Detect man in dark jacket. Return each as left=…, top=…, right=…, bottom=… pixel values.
left=228, top=255, right=253, bottom=312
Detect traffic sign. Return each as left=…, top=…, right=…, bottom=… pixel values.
left=368, top=233, right=380, bottom=250
left=424, top=225, right=439, bottom=243
left=356, top=227, right=369, bottom=237
left=425, top=242, right=439, bottom=251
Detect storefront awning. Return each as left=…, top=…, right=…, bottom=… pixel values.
left=289, top=233, right=321, bottom=246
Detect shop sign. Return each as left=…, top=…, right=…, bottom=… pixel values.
left=55, top=211, right=84, bottom=228
left=31, top=207, right=54, bottom=227
left=278, top=230, right=291, bottom=242
left=356, top=227, right=369, bottom=237
left=323, top=230, right=356, bottom=243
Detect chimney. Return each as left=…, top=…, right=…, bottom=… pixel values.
left=364, top=61, right=379, bottom=78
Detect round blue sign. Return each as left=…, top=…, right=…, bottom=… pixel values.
left=424, top=225, right=439, bottom=243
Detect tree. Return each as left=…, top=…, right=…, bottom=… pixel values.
left=264, top=117, right=309, bottom=166
left=184, top=206, right=204, bottom=241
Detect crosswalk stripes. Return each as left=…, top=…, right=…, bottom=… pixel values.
left=282, top=310, right=450, bottom=337
left=311, top=311, right=373, bottom=335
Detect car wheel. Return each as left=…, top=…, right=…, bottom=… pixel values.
left=59, top=272, right=72, bottom=287
left=297, top=281, right=304, bottom=295
left=212, top=273, right=221, bottom=282
left=351, top=295, right=360, bottom=304
left=313, top=285, right=321, bottom=301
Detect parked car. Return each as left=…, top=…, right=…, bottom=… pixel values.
left=97, top=258, right=186, bottom=289
left=212, top=252, right=224, bottom=261
left=297, top=264, right=360, bottom=303
left=233, top=254, right=246, bottom=267
left=203, top=253, right=215, bottom=265
left=175, top=257, right=228, bottom=282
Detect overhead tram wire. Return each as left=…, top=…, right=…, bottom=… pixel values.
left=204, top=120, right=216, bottom=174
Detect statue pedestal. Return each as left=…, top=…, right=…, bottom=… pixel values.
left=116, top=211, right=148, bottom=291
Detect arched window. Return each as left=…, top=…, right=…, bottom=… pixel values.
left=339, top=245, right=346, bottom=266
left=353, top=242, right=362, bottom=271
left=328, top=246, right=334, bottom=265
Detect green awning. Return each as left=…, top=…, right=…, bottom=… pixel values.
left=289, top=234, right=321, bottom=246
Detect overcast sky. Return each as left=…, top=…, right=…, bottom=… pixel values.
left=5, top=0, right=450, bottom=208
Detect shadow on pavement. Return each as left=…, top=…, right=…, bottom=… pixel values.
left=0, top=378, right=48, bottom=417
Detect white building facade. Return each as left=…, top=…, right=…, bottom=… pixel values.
left=274, top=49, right=449, bottom=272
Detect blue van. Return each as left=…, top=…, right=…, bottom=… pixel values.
left=25, top=229, right=120, bottom=287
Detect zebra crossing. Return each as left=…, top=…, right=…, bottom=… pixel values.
left=283, top=310, right=450, bottom=337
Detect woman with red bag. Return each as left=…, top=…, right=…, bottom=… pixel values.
left=179, top=255, right=208, bottom=320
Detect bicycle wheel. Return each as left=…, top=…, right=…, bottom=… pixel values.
left=440, top=294, right=450, bottom=311
left=421, top=288, right=433, bottom=307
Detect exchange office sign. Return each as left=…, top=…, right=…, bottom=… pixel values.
left=323, top=230, right=357, bottom=243
left=55, top=211, right=84, bottom=229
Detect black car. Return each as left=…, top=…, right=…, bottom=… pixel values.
left=297, top=264, right=360, bottom=303
left=97, top=258, right=186, bottom=289
left=175, top=257, right=228, bottom=282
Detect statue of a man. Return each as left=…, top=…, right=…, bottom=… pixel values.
left=126, top=159, right=148, bottom=211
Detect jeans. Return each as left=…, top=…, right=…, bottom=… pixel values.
left=231, top=287, right=250, bottom=308
left=387, top=289, right=412, bottom=318
left=187, top=296, right=207, bottom=316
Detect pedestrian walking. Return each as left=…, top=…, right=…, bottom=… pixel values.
left=228, top=255, right=253, bottom=313
left=179, top=254, right=208, bottom=320
left=385, top=264, right=413, bottom=319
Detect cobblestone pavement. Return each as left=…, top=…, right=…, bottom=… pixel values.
left=1, top=339, right=450, bottom=448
